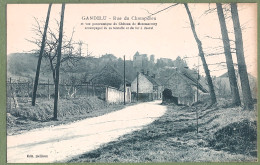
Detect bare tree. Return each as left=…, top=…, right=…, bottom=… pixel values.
left=53, top=3, right=66, bottom=120
left=230, top=3, right=253, bottom=110
left=216, top=3, right=241, bottom=106
left=28, top=18, right=82, bottom=84
left=184, top=3, right=217, bottom=105
left=145, top=3, right=217, bottom=104
left=32, top=4, right=52, bottom=106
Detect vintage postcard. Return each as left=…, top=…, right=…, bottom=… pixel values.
left=6, top=3, right=258, bottom=163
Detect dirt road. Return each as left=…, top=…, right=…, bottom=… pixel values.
left=7, top=101, right=166, bottom=163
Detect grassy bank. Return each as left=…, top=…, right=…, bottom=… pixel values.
left=7, top=96, right=127, bottom=135
left=69, top=98, right=257, bottom=162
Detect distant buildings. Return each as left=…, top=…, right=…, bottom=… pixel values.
left=157, top=58, right=172, bottom=65
left=133, top=51, right=148, bottom=69
left=132, top=51, right=186, bottom=71
left=133, top=51, right=157, bottom=72
left=150, top=55, right=155, bottom=63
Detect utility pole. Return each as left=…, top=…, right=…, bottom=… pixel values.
left=197, top=56, right=199, bottom=102
left=196, top=56, right=199, bottom=137
left=32, top=4, right=52, bottom=106
left=48, top=79, right=50, bottom=100
left=124, top=55, right=126, bottom=105
left=137, top=72, right=139, bottom=102
left=79, top=41, right=82, bottom=56
left=54, top=3, right=65, bottom=120
left=86, top=44, right=89, bottom=56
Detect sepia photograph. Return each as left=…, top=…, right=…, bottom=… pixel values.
left=6, top=2, right=257, bottom=163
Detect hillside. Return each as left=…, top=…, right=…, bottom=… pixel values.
left=7, top=53, right=121, bottom=82
left=7, top=53, right=151, bottom=83
left=7, top=53, right=39, bottom=80
left=7, top=53, right=92, bottom=82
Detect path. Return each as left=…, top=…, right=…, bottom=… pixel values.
left=7, top=100, right=166, bottom=163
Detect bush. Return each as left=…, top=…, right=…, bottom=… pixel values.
left=208, top=119, right=257, bottom=157
left=162, top=88, right=178, bottom=105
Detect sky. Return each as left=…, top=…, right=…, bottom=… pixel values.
left=7, top=3, right=257, bottom=77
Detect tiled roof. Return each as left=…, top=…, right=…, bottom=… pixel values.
left=143, top=74, right=161, bottom=86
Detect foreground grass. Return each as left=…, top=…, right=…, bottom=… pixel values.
left=69, top=99, right=257, bottom=162
left=7, top=96, right=128, bottom=135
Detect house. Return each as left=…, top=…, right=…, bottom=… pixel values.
left=164, top=68, right=209, bottom=105
left=214, top=70, right=257, bottom=99
left=131, top=71, right=163, bottom=102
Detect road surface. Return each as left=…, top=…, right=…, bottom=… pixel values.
left=7, top=101, right=166, bottom=163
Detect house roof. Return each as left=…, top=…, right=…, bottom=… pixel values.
left=218, top=69, right=256, bottom=79
left=217, top=69, right=257, bottom=84
left=167, top=69, right=208, bottom=93
left=218, top=70, right=239, bottom=78
left=141, top=73, right=161, bottom=86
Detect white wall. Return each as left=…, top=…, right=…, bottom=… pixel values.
left=106, top=86, right=131, bottom=103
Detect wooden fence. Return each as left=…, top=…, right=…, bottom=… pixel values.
left=6, top=77, right=108, bottom=99
left=6, top=77, right=131, bottom=109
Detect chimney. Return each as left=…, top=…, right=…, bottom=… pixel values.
left=152, top=74, right=155, bottom=78
left=147, top=71, right=149, bottom=76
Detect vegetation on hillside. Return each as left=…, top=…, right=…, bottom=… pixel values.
left=7, top=52, right=193, bottom=85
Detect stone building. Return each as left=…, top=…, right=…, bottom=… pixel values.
left=131, top=71, right=162, bottom=102
left=164, top=69, right=208, bottom=105
left=133, top=51, right=149, bottom=70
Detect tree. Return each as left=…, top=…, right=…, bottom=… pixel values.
left=145, top=4, right=217, bottom=104
left=32, top=4, right=52, bottom=106
left=54, top=3, right=66, bottom=120
left=184, top=3, right=217, bottom=105
left=28, top=17, right=82, bottom=85
left=216, top=3, right=241, bottom=106
left=230, top=3, right=253, bottom=110
left=173, top=56, right=188, bottom=69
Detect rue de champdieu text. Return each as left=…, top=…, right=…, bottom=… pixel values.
left=82, top=16, right=156, bottom=21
